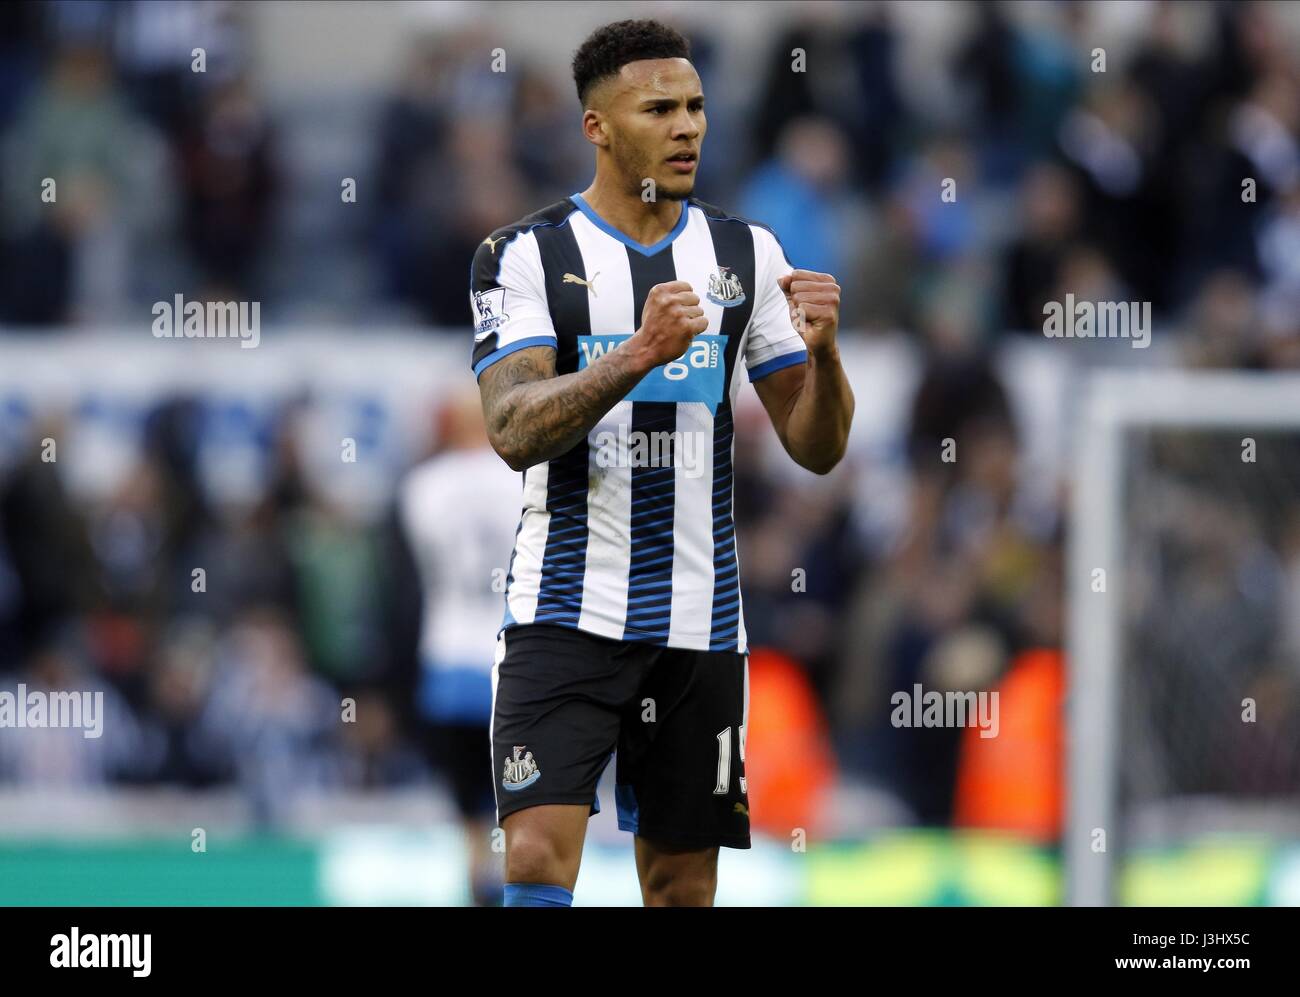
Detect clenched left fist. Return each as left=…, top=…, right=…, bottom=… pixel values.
left=777, top=269, right=841, bottom=356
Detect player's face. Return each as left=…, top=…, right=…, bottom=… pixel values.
left=600, top=58, right=705, bottom=201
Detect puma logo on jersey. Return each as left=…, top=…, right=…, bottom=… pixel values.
left=563, top=272, right=599, bottom=297
left=482, top=235, right=507, bottom=253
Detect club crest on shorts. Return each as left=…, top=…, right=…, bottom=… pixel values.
left=502, top=745, right=540, bottom=791
left=706, top=266, right=746, bottom=308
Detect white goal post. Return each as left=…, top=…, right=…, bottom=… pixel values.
left=1066, top=370, right=1300, bottom=906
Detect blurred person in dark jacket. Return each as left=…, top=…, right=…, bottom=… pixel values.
left=1001, top=161, right=1082, bottom=332
left=420, top=118, right=527, bottom=327
left=751, top=6, right=902, bottom=194
left=0, top=417, right=82, bottom=661
left=175, top=75, right=276, bottom=298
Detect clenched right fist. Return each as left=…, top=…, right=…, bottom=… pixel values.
left=630, top=281, right=709, bottom=369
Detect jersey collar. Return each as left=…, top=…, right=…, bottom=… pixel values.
left=569, top=192, right=690, bottom=257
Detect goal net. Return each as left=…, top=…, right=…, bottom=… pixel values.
left=1067, top=371, right=1300, bottom=906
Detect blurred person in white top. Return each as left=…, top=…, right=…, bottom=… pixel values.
left=398, top=387, right=519, bottom=905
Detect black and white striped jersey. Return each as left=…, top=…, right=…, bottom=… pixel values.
left=469, top=192, right=807, bottom=653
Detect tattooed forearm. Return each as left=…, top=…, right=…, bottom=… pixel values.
left=478, top=344, right=653, bottom=471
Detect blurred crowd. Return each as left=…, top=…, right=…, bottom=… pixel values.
left=0, top=1, right=1298, bottom=835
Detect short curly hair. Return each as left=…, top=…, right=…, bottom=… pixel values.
left=571, top=19, right=691, bottom=107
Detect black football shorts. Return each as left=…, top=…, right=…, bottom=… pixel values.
left=490, top=622, right=751, bottom=850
